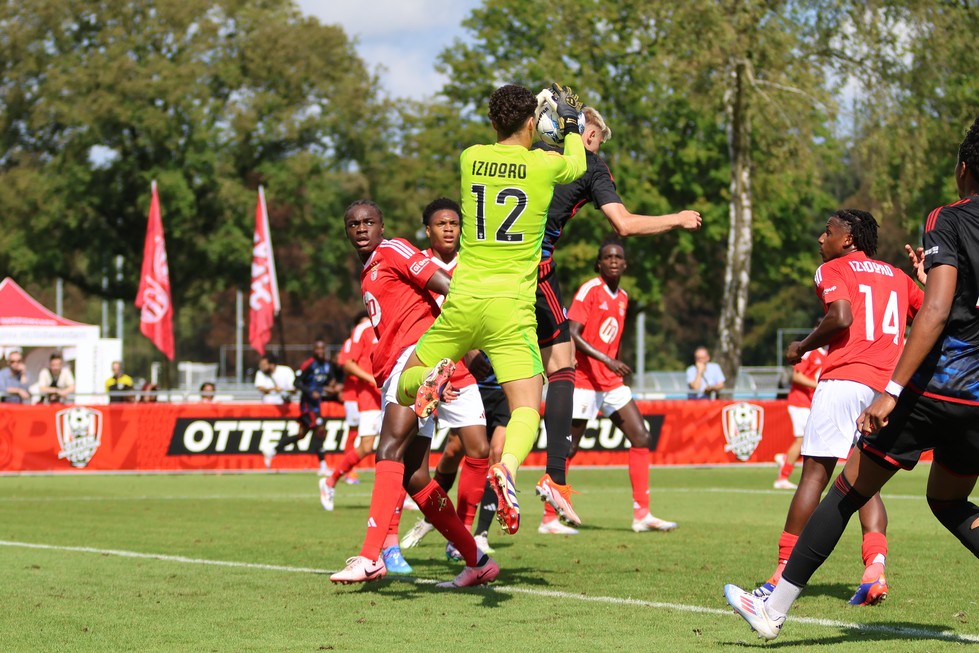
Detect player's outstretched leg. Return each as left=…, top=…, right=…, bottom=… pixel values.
left=724, top=584, right=786, bottom=640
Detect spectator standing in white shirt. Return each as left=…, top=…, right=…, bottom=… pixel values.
left=255, top=354, right=295, bottom=404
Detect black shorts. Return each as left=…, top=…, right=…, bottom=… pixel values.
left=299, top=402, right=322, bottom=430
left=478, top=385, right=511, bottom=433
left=857, top=391, right=979, bottom=476
left=536, top=265, right=570, bottom=347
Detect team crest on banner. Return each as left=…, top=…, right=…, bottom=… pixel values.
left=722, top=402, right=764, bottom=461
left=56, top=407, right=104, bottom=468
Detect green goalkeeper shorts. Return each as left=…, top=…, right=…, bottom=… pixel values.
left=415, top=294, right=543, bottom=384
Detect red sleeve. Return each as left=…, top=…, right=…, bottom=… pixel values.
left=567, top=283, right=592, bottom=324
left=815, top=260, right=849, bottom=307
left=906, top=274, right=924, bottom=319
left=337, top=337, right=353, bottom=366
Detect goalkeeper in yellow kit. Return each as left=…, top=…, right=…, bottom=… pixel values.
left=397, top=83, right=586, bottom=535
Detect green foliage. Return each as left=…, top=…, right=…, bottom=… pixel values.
left=0, top=0, right=387, bottom=349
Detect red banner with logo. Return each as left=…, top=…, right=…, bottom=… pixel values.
left=135, top=181, right=175, bottom=360
left=248, top=186, right=280, bottom=356
left=0, top=400, right=844, bottom=473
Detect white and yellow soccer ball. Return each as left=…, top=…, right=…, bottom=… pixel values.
left=535, top=87, right=584, bottom=146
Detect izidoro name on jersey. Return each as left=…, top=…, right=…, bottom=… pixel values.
left=471, top=160, right=527, bottom=179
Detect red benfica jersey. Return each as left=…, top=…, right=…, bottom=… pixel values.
left=568, top=276, right=628, bottom=391
left=338, top=334, right=357, bottom=403
left=815, top=251, right=924, bottom=391
left=786, top=347, right=826, bottom=408
left=363, top=239, right=440, bottom=385
left=424, top=249, right=476, bottom=389
left=340, top=319, right=382, bottom=411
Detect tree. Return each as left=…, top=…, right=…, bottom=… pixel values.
left=0, top=0, right=388, bottom=363
left=437, top=0, right=843, bottom=374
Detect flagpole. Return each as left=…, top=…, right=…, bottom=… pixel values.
left=236, top=289, right=244, bottom=385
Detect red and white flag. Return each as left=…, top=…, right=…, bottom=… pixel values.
left=135, top=181, right=175, bottom=360
left=248, top=186, right=280, bottom=355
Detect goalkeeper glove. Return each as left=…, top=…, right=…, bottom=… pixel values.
left=550, top=82, right=583, bottom=136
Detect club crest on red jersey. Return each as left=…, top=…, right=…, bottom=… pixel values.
left=722, top=402, right=764, bottom=461
left=56, top=406, right=104, bottom=468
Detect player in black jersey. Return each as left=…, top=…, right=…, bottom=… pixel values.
left=725, top=116, right=979, bottom=641
left=532, top=106, right=702, bottom=530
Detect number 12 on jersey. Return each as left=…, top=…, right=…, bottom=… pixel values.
left=471, top=184, right=527, bottom=242
left=858, top=284, right=901, bottom=344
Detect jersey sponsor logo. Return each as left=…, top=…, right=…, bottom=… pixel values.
left=924, top=246, right=939, bottom=257
left=470, top=159, right=527, bottom=180
left=822, top=285, right=837, bottom=297
left=722, top=402, right=764, bottom=461
left=56, top=406, right=103, bottom=468
left=598, top=316, right=619, bottom=344
left=364, top=291, right=381, bottom=327
left=167, top=418, right=351, bottom=455
left=847, top=260, right=894, bottom=277
left=410, top=259, right=429, bottom=276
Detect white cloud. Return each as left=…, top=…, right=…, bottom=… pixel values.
left=295, top=0, right=481, bottom=99
left=296, top=0, right=472, bottom=38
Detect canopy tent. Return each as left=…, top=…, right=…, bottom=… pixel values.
left=0, top=277, right=117, bottom=399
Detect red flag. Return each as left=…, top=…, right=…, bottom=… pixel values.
left=248, top=186, right=280, bottom=355
left=135, top=181, right=175, bottom=360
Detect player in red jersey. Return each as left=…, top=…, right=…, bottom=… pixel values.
left=319, top=312, right=382, bottom=511
left=552, top=237, right=677, bottom=535
left=330, top=200, right=498, bottom=588
left=727, top=209, right=923, bottom=611
left=774, top=345, right=826, bottom=490
left=727, top=119, right=979, bottom=643
left=400, top=198, right=493, bottom=557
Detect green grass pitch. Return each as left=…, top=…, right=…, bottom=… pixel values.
left=0, top=466, right=976, bottom=652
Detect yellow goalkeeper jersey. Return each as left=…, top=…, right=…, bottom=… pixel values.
left=451, top=133, right=585, bottom=302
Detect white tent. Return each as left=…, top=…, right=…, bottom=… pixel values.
left=0, top=277, right=119, bottom=401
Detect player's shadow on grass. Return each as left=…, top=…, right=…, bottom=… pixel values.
left=795, top=581, right=862, bottom=602
left=721, top=619, right=977, bottom=648
left=365, top=570, right=542, bottom=608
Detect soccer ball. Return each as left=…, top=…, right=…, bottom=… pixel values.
left=535, top=89, right=584, bottom=146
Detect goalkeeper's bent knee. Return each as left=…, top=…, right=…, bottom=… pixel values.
left=396, top=366, right=428, bottom=407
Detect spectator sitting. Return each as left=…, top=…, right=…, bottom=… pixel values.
left=105, top=361, right=134, bottom=403
left=0, top=350, right=31, bottom=403
left=200, top=381, right=216, bottom=403
left=35, top=352, right=75, bottom=404
left=139, top=382, right=159, bottom=403
left=254, top=354, right=295, bottom=404
left=686, top=346, right=726, bottom=400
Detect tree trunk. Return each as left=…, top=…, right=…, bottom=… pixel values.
left=717, top=58, right=753, bottom=392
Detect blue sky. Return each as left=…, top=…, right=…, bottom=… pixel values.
left=296, top=0, right=483, bottom=100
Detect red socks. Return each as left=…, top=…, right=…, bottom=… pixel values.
left=778, top=530, right=799, bottom=565
left=330, top=448, right=367, bottom=488
left=359, top=460, right=405, bottom=561
left=388, top=487, right=407, bottom=538
left=457, top=457, right=489, bottom=528
left=412, top=480, right=479, bottom=566
left=629, top=447, right=650, bottom=519
left=861, top=531, right=888, bottom=567
left=778, top=457, right=794, bottom=480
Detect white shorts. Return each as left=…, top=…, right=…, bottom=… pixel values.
left=381, top=346, right=435, bottom=439
left=344, top=400, right=360, bottom=427
left=802, top=379, right=875, bottom=459
left=571, top=385, right=633, bottom=421
left=787, top=405, right=810, bottom=438
left=435, top=383, right=486, bottom=429
left=357, top=409, right=382, bottom=439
